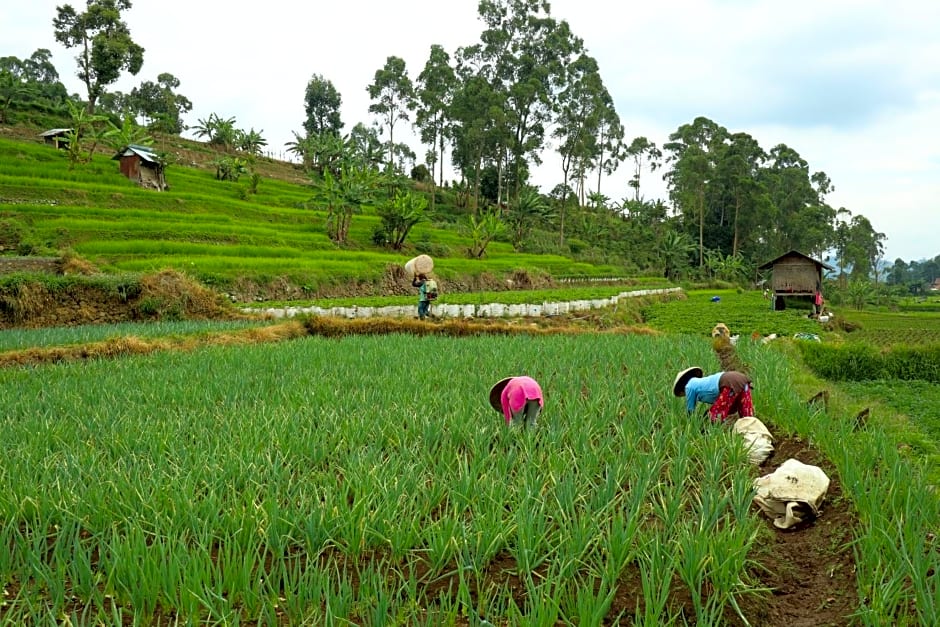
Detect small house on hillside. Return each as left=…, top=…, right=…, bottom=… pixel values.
left=758, top=250, right=834, bottom=311
left=112, top=144, right=167, bottom=191
left=39, top=128, right=72, bottom=149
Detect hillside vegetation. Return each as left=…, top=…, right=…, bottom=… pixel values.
left=0, top=130, right=629, bottom=301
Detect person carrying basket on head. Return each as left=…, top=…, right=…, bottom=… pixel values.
left=411, top=273, right=437, bottom=320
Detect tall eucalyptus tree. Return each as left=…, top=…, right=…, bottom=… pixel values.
left=710, top=132, right=766, bottom=257
left=367, top=56, right=415, bottom=174
left=460, top=0, right=583, bottom=203
left=552, top=54, right=604, bottom=245
left=415, top=45, right=457, bottom=191
left=758, top=144, right=836, bottom=258
left=448, top=73, right=506, bottom=213
left=833, top=209, right=886, bottom=282
left=624, top=137, right=662, bottom=202
left=591, top=90, right=625, bottom=200
left=130, top=72, right=192, bottom=134
left=303, top=74, right=343, bottom=137
left=0, top=49, right=69, bottom=120
left=664, top=117, right=728, bottom=267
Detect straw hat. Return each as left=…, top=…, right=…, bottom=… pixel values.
left=488, top=376, right=516, bottom=412
left=673, top=366, right=703, bottom=397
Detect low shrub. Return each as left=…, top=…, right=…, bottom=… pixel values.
left=882, top=344, right=940, bottom=383
left=0, top=219, right=26, bottom=252
left=799, top=341, right=940, bottom=383
left=413, top=239, right=453, bottom=259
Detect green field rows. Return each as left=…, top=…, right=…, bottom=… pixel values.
left=841, top=310, right=940, bottom=346
left=641, top=289, right=825, bottom=337
left=1, top=333, right=936, bottom=624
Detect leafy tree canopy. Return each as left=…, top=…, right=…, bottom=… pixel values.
left=303, top=74, right=343, bottom=137
left=53, top=0, right=144, bottom=113
left=129, top=72, right=192, bottom=134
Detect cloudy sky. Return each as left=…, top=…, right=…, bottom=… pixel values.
left=5, top=0, right=939, bottom=262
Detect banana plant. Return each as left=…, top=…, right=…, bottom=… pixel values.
left=236, top=128, right=267, bottom=155
left=102, top=115, right=153, bottom=151
left=464, top=208, right=506, bottom=258
left=63, top=98, right=108, bottom=168
left=376, top=189, right=429, bottom=250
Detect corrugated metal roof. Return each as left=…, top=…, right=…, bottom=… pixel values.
left=39, top=128, right=72, bottom=136
left=112, top=144, right=160, bottom=163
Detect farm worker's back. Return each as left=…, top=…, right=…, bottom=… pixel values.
left=488, top=376, right=543, bottom=427
left=673, top=367, right=754, bottom=422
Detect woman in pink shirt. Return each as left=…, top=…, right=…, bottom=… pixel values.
left=489, top=376, right=543, bottom=428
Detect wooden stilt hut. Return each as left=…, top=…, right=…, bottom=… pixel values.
left=758, top=250, right=834, bottom=311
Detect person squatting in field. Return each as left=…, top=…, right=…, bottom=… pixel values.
left=489, top=376, right=543, bottom=428
left=673, top=367, right=754, bottom=423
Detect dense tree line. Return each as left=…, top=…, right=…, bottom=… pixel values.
left=2, top=0, right=928, bottom=287
left=291, top=0, right=897, bottom=280
left=885, top=255, right=940, bottom=293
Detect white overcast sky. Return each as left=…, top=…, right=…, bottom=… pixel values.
left=4, top=0, right=939, bottom=262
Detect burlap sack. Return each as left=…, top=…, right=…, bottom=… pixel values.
left=404, top=255, right=434, bottom=278
left=733, top=416, right=774, bottom=465
left=711, top=322, right=731, bottom=338
left=753, top=458, right=830, bottom=529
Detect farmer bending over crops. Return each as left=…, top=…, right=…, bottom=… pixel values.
left=489, top=376, right=543, bottom=428
left=673, top=367, right=754, bottom=423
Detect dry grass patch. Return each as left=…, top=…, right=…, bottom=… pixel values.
left=0, top=321, right=307, bottom=367
left=136, top=269, right=236, bottom=320
left=59, top=251, right=98, bottom=275
left=0, top=313, right=661, bottom=368
left=300, top=314, right=661, bottom=338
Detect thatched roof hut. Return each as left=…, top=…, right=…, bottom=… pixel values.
left=112, top=144, right=167, bottom=191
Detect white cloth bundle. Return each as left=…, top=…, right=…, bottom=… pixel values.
left=753, top=458, right=830, bottom=529
left=733, top=416, right=774, bottom=465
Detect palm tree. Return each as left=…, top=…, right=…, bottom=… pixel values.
left=63, top=98, right=108, bottom=168
left=211, top=117, right=237, bottom=151
left=506, top=187, right=553, bottom=249
left=378, top=189, right=429, bottom=250
left=315, top=132, right=349, bottom=176
left=587, top=191, right=610, bottom=211
left=464, top=209, right=506, bottom=258
left=192, top=115, right=216, bottom=141
left=192, top=113, right=237, bottom=150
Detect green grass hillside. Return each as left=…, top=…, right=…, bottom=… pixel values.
left=0, top=133, right=628, bottom=298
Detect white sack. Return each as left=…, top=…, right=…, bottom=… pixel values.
left=404, top=255, right=434, bottom=278
left=733, top=416, right=774, bottom=465
left=753, top=458, right=830, bottom=529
